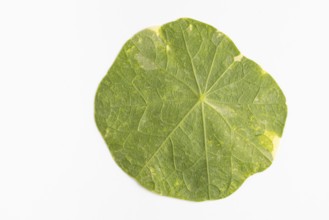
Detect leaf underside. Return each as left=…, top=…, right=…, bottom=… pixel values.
left=95, top=18, right=287, bottom=201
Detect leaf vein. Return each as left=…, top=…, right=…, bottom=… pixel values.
left=204, top=39, right=224, bottom=92
left=201, top=102, right=211, bottom=199
left=179, top=23, right=201, bottom=94
left=206, top=59, right=238, bottom=94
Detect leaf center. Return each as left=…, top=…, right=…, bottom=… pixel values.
left=199, top=93, right=206, bottom=102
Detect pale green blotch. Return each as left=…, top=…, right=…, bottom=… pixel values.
left=148, top=26, right=161, bottom=36
left=95, top=18, right=287, bottom=201
left=264, top=130, right=281, bottom=157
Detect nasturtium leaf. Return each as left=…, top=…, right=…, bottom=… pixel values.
left=95, top=18, right=287, bottom=201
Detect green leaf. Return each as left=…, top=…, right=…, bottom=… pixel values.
left=95, top=18, right=287, bottom=201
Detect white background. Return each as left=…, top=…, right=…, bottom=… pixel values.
left=1, top=0, right=329, bottom=219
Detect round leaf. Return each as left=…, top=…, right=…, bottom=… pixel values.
left=95, top=18, right=287, bottom=201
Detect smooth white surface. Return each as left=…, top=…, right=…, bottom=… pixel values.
left=1, top=0, right=329, bottom=219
